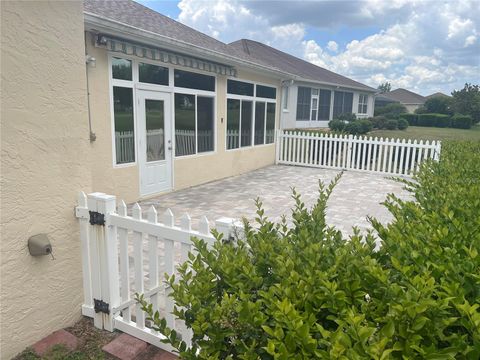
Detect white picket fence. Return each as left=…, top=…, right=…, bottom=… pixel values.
left=276, top=130, right=441, bottom=176
left=75, top=192, right=239, bottom=352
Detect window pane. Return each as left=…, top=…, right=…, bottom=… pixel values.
left=333, top=91, right=343, bottom=118
left=113, top=87, right=135, bottom=164
left=311, top=97, right=318, bottom=120
left=241, top=101, right=253, bottom=147
left=197, top=97, right=214, bottom=153
left=145, top=99, right=165, bottom=162
left=266, top=103, right=275, bottom=144
left=296, top=87, right=311, bottom=120
left=112, top=58, right=132, bottom=81
left=254, top=102, right=265, bottom=145
left=174, top=69, right=215, bottom=91
left=344, top=92, right=353, bottom=113
left=139, top=63, right=169, bottom=85
left=312, top=89, right=319, bottom=96
left=175, top=93, right=196, bottom=156
left=282, top=87, right=289, bottom=110
left=227, top=99, right=240, bottom=149
left=318, top=90, right=331, bottom=120
left=256, top=84, right=276, bottom=99
left=227, top=79, right=254, bottom=96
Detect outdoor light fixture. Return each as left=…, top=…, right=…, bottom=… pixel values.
left=97, top=34, right=108, bottom=45
left=85, top=55, right=96, bottom=67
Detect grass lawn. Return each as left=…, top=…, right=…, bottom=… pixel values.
left=369, top=125, right=480, bottom=142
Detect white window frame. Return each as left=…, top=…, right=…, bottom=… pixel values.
left=108, top=54, right=218, bottom=167
left=310, top=89, right=319, bottom=121
left=358, top=93, right=368, bottom=115
left=225, top=78, right=277, bottom=152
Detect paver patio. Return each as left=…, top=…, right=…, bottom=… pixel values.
left=137, top=165, right=410, bottom=236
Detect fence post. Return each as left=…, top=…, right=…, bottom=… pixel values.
left=215, top=217, right=245, bottom=242
left=346, top=135, right=353, bottom=169
left=86, top=192, right=106, bottom=329
left=96, top=194, right=120, bottom=332
left=275, top=129, right=282, bottom=164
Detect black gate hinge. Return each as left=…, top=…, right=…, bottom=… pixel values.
left=94, top=298, right=110, bottom=314
left=89, top=211, right=105, bottom=226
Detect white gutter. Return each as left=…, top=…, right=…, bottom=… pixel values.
left=293, top=77, right=377, bottom=93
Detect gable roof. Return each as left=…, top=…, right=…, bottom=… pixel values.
left=83, top=0, right=283, bottom=76
left=229, top=39, right=375, bottom=92
left=381, top=88, right=426, bottom=104
left=426, top=92, right=451, bottom=99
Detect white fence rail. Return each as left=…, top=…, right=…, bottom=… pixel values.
left=276, top=130, right=441, bottom=176
left=76, top=192, right=240, bottom=353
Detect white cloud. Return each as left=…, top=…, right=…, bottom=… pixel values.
left=174, top=0, right=480, bottom=95
left=327, top=40, right=338, bottom=52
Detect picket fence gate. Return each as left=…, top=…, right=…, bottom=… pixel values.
left=276, top=130, right=441, bottom=176
left=75, top=192, right=239, bottom=353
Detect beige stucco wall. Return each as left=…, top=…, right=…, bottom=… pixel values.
left=86, top=38, right=281, bottom=203
left=1, top=2, right=91, bottom=358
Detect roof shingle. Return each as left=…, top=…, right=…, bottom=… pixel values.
left=230, top=39, right=375, bottom=92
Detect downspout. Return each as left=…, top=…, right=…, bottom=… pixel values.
left=85, top=55, right=96, bottom=142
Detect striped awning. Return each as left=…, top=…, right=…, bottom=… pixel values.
left=95, top=34, right=237, bottom=77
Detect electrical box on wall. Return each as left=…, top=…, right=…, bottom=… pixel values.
left=28, top=234, right=53, bottom=257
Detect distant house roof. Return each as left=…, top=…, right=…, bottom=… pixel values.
left=229, top=39, right=376, bottom=92
left=426, top=92, right=451, bottom=99
left=380, top=88, right=426, bottom=105
left=375, top=94, right=399, bottom=104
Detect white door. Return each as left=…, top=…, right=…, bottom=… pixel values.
left=137, top=90, right=172, bottom=196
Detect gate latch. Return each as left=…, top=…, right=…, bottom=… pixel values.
left=89, top=211, right=105, bottom=226
left=94, top=298, right=110, bottom=314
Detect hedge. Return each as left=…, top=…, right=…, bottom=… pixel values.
left=451, top=114, right=473, bottom=129
left=417, top=113, right=451, bottom=127
left=399, top=113, right=418, bottom=126
left=137, top=141, right=480, bottom=360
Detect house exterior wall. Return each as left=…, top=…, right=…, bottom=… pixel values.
left=280, top=82, right=375, bottom=129
left=86, top=37, right=281, bottom=203
left=1, top=2, right=91, bottom=358
left=404, top=104, right=422, bottom=113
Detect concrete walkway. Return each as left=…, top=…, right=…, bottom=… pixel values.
left=138, top=165, right=410, bottom=236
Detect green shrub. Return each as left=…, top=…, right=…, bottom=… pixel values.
left=357, top=119, right=373, bottom=134
left=371, top=116, right=387, bottom=129
left=399, top=113, right=418, bottom=125
left=397, top=118, right=409, bottom=130
left=137, top=141, right=480, bottom=359
left=374, top=103, right=408, bottom=118
left=424, top=96, right=454, bottom=115
left=328, top=119, right=346, bottom=132
left=417, top=113, right=451, bottom=127
left=385, top=119, right=398, bottom=130
left=334, top=112, right=357, bottom=122
left=451, top=114, right=473, bottom=129
left=414, top=106, right=429, bottom=114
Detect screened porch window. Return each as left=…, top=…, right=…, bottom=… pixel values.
left=333, top=91, right=353, bottom=118
left=296, top=86, right=311, bottom=120
left=174, top=93, right=215, bottom=156
left=113, top=86, right=135, bottom=164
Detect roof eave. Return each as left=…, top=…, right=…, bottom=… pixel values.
left=293, top=77, right=376, bottom=93
left=83, top=12, right=291, bottom=80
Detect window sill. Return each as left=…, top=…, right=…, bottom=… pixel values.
left=225, top=143, right=275, bottom=152
left=174, top=150, right=216, bottom=160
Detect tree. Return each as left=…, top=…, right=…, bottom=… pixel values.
left=451, top=83, right=480, bottom=123
left=424, top=96, right=453, bottom=115
left=377, top=82, right=392, bottom=93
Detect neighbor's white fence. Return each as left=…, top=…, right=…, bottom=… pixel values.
left=276, top=130, right=441, bottom=176
left=76, top=192, right=240, bottom=353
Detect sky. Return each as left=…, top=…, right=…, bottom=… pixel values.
left=137, top=0, right=480, bottom=95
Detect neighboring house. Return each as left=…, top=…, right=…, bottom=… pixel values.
left=1, top=1, right=374, bottom=357
left=374, top=94, right=400, bottom=107
left=229, top=39, right=376, bottom=129
left=375, top=88, right=426, bottom=113
left=426, top=92, right=451, bottom=99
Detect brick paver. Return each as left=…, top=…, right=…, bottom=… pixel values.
left=31, top=329, right=80, bottom=357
